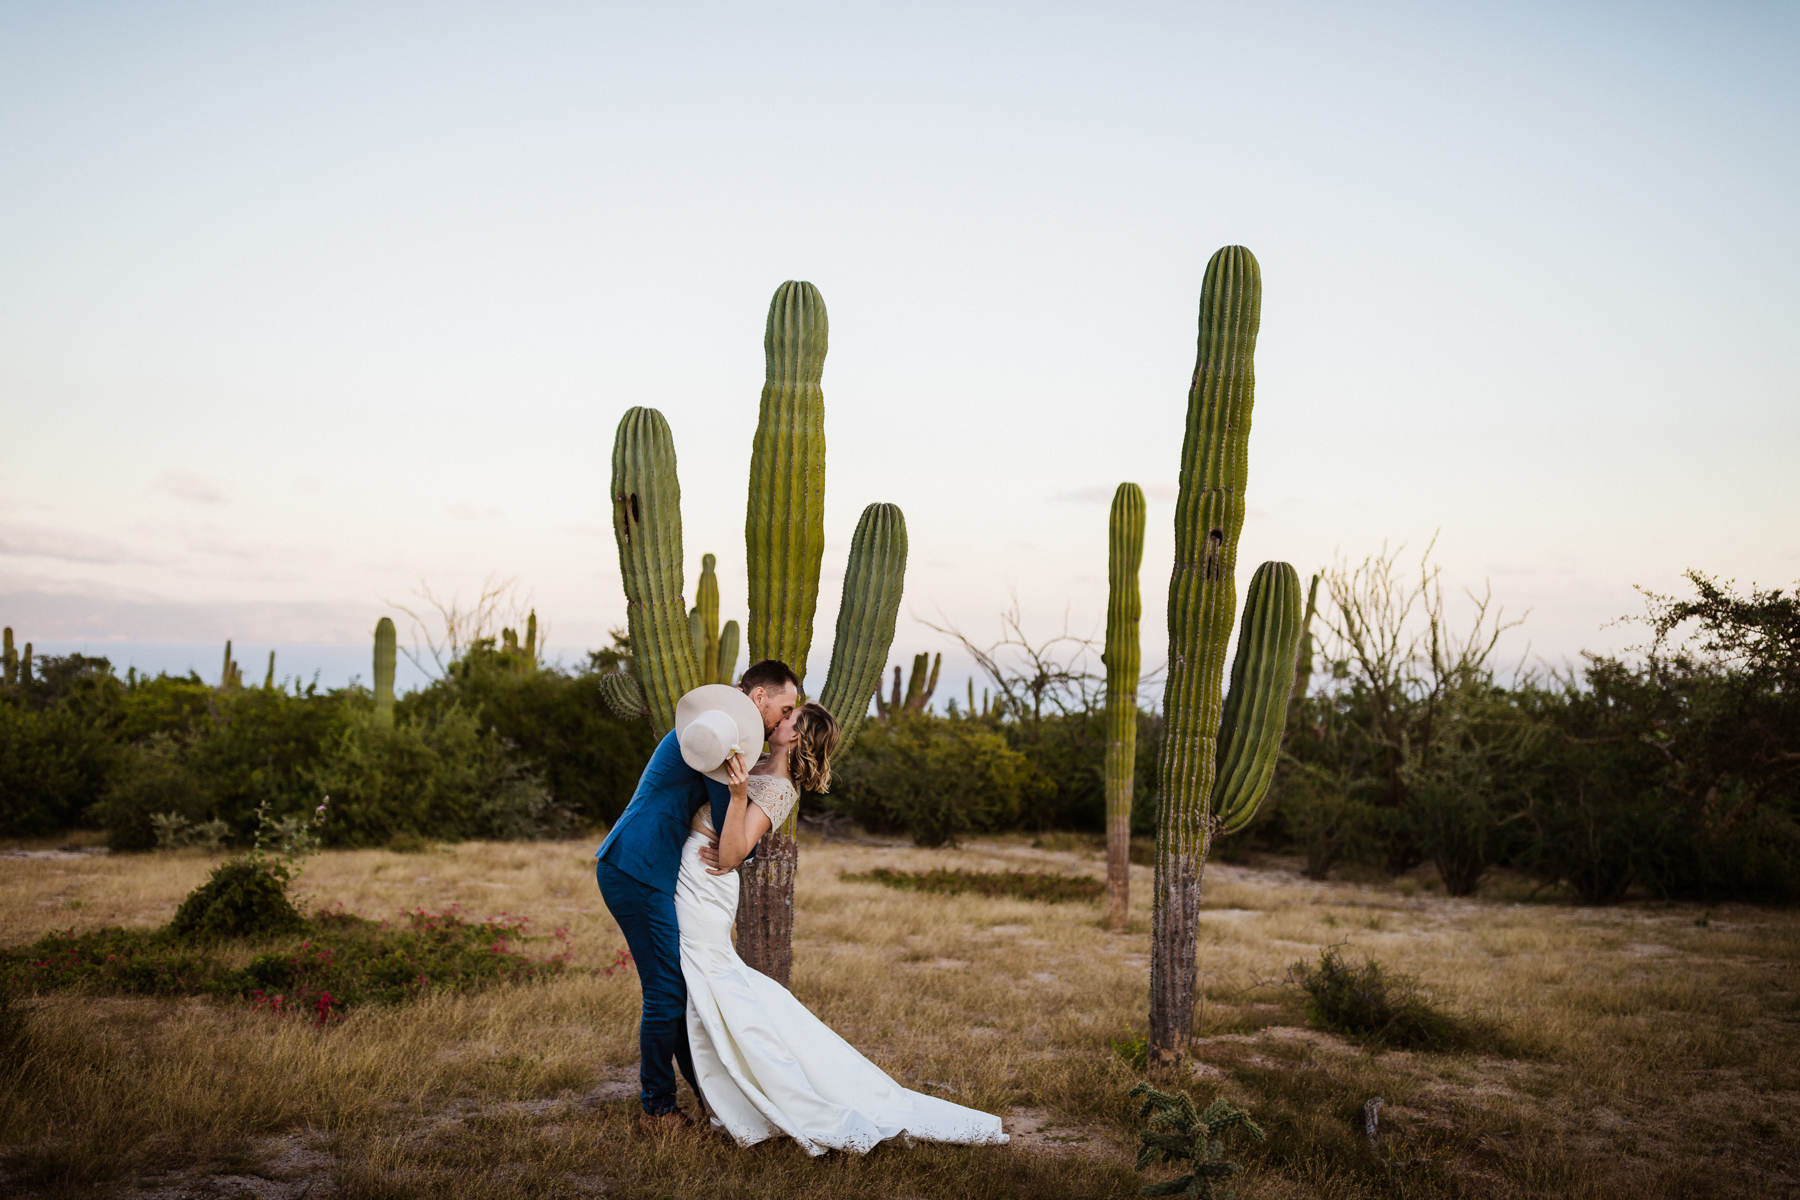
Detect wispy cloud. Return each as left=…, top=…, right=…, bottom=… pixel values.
left=0, top=522, right=166, bottom=566
left=155, top=469, right=229, bottom=505
left=0, top=578, right=376, bottom=642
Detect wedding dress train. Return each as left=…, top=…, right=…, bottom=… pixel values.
left=675, top=781, right=1008, bottom=1156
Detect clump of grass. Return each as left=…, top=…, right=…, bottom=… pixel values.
left=2, top=904, right=569, bottom=1019
left=841, top=867, right=1104, bottom=903
left=1288, top=945, right=1494, bottom=1052
left=1129, top=1080, right=1264, bottom=1199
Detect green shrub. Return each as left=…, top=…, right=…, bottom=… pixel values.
left=827, top=713, right=1049, bottom=846
left=304, top=704, right=571, bottom=846
left=840, top=866, right=1104, bottom=903
left=168, top=858, right=307, bottom=941
left=1288, top=946, right=1494, bottom=1052
left=2, top=905, right=572, bottom=1016
left=0, top=696, right=117, bottom=836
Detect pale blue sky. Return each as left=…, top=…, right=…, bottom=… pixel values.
left=2, top=1, right=1795, bottom=698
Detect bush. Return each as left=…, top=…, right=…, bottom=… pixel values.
left=168, top=858, right=307, bottom=941
left=304, top=704, right=571, bottom=846
left=1288, top=946, right=1495, bottom=1052
left=826, top=713, right=1049, bottom=846
left=3, top=905, right=572, bottom=1016
left=0, top=696, right=118, bottom=836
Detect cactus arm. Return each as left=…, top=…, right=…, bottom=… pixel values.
left=689, top=608, right=708, bottom=679
left=745, top=281, right=828, bottom=681
left=612, top=406, right=700, bottom=736
left=1211, top=561, right=1304, bottom=835
left=816, top=502, right=908, bottom=757
left=716, top=619, right=741, bottom=686
left=696, top=553, right=722, bottom=685
left=599, top=670, right=649, bottom=720
left=525, top=610, right=538, bottom=668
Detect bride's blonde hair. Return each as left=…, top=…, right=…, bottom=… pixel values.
left=789, top=703, right=840, bottom=794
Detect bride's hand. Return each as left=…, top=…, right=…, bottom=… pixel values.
left=725, top=752, right=748, bottom=799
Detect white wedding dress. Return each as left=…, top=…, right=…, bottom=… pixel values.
left=676, top=774, right=1009, bottom=1155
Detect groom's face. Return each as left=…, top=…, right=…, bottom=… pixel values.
left=748, top=682, right=799, bottom=738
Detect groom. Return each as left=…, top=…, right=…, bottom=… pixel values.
left=595, top=658, right=801, bottom=1134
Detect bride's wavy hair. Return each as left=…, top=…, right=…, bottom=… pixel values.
left=789, top=702, right=841, bottom=794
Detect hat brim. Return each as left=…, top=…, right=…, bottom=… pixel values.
left=673, top=684, right=766, bottom=783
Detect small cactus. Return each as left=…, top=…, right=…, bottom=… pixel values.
left=3, top=627, right=14, bottom=686
left=264, top=649, right=276, bottom=690
left=1104, top=482, right=1146, bottom=931
left=374, top=617, right=396, bottom=727
left=219, top=640, right=241, bottom=690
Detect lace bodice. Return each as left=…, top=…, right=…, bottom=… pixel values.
left=746, top=773, right=799, bottom=829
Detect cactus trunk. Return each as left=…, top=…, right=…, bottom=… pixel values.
left=1152, top=246, right=1262, bottom=1067
left=374, top=617, right=396, bottom=727
left=612, top=407, right=700, bottom=736
left=737, top=282, right=830, bottom=986
left=695, top=553, right=722, bottom=684
left=1104, top=482, right=1146, bottom=931
left=3, top=627, right=14, bottom=686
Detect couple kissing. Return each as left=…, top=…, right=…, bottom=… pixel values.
left=595, top=659, right=1008, bottom=1154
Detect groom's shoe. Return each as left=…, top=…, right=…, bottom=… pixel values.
left=635, top=1108, right=697, bottom=1139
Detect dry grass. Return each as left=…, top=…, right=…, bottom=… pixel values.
left=3, top=831, right=1797, bottom=1198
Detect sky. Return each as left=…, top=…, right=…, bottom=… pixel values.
left=2, top=0, right=1795, bottom=703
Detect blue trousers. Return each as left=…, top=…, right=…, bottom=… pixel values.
left=596, top=860, right=699, bottom=1115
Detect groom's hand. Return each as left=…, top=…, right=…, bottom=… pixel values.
left=699, top=838, right=731, bottom=875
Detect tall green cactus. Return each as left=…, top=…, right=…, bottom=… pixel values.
left=1151, top=246, right=1304, bottom=1066
left=745, top=281, right=828, bottom=682
left=611, top=407, right=702, bottom=736
left=1104, top=482, right=1146, bottom=931
left=694, top=553, right=723, bottom=683
left=219, top=640, right=241, bottom=690
left=3, top=626, right=14, bottom=686
left=264, top=650, right=276, bottom=691
left=875, top=650, right=939, bottom=717
left=605, top=283, right=905, bottom=989
left=19, top=642, right=30, bottom=685
left=374, top=617, right=396, bottom=727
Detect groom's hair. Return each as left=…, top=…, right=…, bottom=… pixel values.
left=738, top=659, right=801, bottom=695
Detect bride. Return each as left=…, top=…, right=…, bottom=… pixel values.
left=678, top=701, right=1008, bottom=1155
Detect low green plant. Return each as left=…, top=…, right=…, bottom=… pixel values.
left=1288, top=945, right=1491, bottom=1052
left=167, top=795, right=329, bottom=940
left=840, top=867, right=1104, bottom=903
left=1128, top=1081, right=1264, bottom=1199
left=2, top=904, right=574, bottom=1018
left=149, top=811, right=230, bottom=851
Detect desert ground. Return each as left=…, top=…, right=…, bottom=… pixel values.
left=3, top=829, right=1797, bottom=1199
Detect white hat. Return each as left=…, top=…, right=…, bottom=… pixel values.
left=674, top=684, right=765, bottom=784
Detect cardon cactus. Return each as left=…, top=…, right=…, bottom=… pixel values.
left=685, top=554, right=741, bottom=686
left=1151, top=246, right=1303, bottom=1065
left=875, top=650, right=939, bottom=718
left=220, top=640, right=241, bottom=690
left=374, top=617, right=397, bottom=727
left=3, top=627, right=14, bottom=686
left=1104, top=482, right=1146, bottom=931
left=605, top=281, right=906, bottom=988
left=738, top=283, right=906, bottom=986
left=611, top=407, right=702, bottom=736
left=264, top=650, right=276, bottom=690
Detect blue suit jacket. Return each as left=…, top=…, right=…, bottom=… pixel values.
left=596, top=729, right=737, bottom=894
